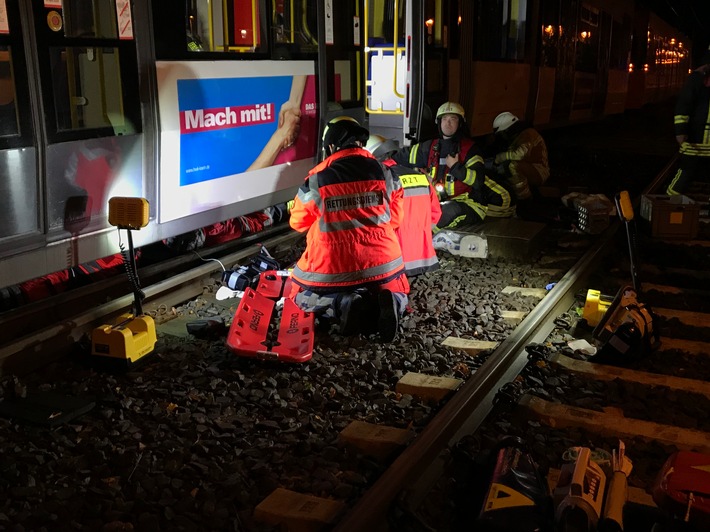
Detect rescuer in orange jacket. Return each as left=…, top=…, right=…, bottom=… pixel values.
left=365, top=134, right=441, bottom=276
left=288, top=117, right=409, bottom=342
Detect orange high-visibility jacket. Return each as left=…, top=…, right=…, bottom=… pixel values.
left=289, top=147, right=407, bottom=291
left=386, top=161, right=441, bottom=276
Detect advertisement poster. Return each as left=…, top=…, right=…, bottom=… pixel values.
left=156, top=61, right=317, bottom=223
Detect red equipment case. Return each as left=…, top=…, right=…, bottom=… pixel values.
left=652, top=451, right=710, bottom=528
left=226, top=271, right=314, bottom=363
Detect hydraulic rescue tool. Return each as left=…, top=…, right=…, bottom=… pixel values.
left=553, top=447, right=607, bottom=531
left=593, top=191, right=658, bottom=363
left=91, top=197, right=157, bottom=368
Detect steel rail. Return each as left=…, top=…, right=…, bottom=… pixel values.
left=0, top=228, right=300, bottom=376
left=334, top=162, right=677, bottom=530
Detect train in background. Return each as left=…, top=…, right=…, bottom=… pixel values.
left=0, top=0, right=691, bottom=291
left=366, top=0, right=691, bottom=138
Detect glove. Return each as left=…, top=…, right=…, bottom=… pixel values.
left=484, top=158, right=494, bottom=171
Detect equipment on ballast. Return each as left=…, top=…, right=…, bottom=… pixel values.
left=226, top=270, right=314, bottom=363
left=582, top=289, right=613, bottom=328
left=222, top=246, right=281, bottom=291
left=592, top=191, right=658, bottom=363
left=432, top=229, right=488, bottom=258
left=593, top=285, right=657, bottom=362
left=553, top=447, right=607, bottom=531
left=599, top=441, right=633, bottom=532
left=475, top=436, right=553, bottom=531
left=652, top=451, right=710, bottom=530
left=91, top=197, right=156, bottom=369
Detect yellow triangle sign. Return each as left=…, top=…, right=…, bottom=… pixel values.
left=484, top=482, right=535, bottom=511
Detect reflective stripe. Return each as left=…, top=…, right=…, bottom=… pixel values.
left=487, top=204, right=517, bottom=217
left=403, top=187, right=431, bottom=198
left=293, top=257, right=404, bottom=284
left=675, top=115, right=689, bottom=124
left=666, top=168, right=684, bottom=195
left=319, top=213, right=391, bottom=232
left=460, top=155, right=483, bottom=187
left=409, top=144, right=421, bottom=165
left=405, top=256, right=439, bottom=272
left=296, top=174, right=323, bottom=211
left=679, top=143, right=710, bottom=156
left=484, top=176, right=513, bottom=209
left=452, top=193, right=487, bottom=219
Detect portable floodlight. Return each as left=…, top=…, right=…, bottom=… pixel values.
left=91, top=197, right=156, bottom=369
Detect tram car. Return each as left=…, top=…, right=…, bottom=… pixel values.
left=0, top=0, right=691, bottom=294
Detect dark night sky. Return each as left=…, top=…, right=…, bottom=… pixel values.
left=641, top=0, right=710, bottom=62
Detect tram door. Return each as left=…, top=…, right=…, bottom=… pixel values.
left=362, top=0, right=424, bottom=145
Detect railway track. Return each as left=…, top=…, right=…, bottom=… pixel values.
left=366, top=171, right=710, bottom=531
left=1, top=152, right=707, bottom=530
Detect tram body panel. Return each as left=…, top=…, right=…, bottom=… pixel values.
left=604, top=70, right=630, bottom=116
left=533, top=66, right=556, bottom=128
left=466, top=61, right=530, bottom=137
left=0, top=148, right=39, bottom=241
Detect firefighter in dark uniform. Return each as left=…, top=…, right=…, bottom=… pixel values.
left=392, top=102, right=515, bottom=231
left=667, top=46, right=710, bottom=196
left=288, top=117, right=409, bottom=342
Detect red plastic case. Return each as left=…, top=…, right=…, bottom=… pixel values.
left=652, top=451, right=710, bottom=528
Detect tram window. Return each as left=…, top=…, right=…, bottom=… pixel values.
left=270, top=0, right=319, bottom=57
left=609, top=17, right=632, bottom=71
left=49, top=47, right=129, bottom=134
left=181, top=0, right=268, bottom=54
left=473, top=0, right=527, bottom=61
left=575, top=6, right=599, bottom=73
left=0, top=48, right=19, bottom=137
left=62, top=0, right=118, bottom=39
left=539, top=0, right=559, bottom=67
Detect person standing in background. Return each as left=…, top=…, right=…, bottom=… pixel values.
left=666, top=46, right=710, bottom=196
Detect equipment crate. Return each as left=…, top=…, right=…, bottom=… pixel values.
left=639, top=194, right=699, bottom=240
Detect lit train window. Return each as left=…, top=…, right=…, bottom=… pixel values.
left=32, top=1, right=140, bottom=142
left=152, top=0, right=317, bottom=60
left=473, top=0, right=528, bottom=61
left=0, top=48, right=18, bottom=137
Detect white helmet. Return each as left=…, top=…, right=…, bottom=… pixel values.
left=365, top=134, right=398, bottom=160
left=493, top=112, right=519, bottom=133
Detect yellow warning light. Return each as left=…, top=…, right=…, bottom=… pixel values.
left=108, top=197, right=149, bottom=229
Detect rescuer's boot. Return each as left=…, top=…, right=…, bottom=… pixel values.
left=377, top=290, right=399, bottom=343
